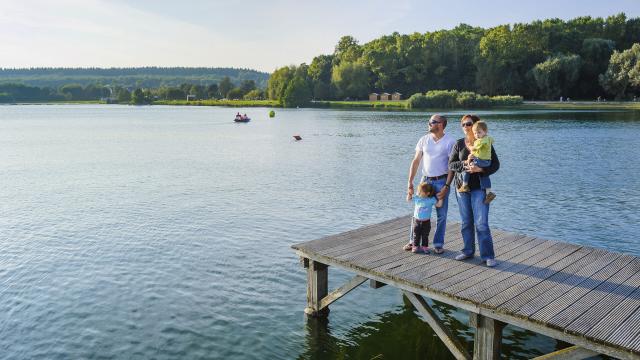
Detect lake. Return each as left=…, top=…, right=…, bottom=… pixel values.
left=1, top=105, right=639, bottom=359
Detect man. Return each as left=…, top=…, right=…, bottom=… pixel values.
left=406, top=114, right=456, bottom=254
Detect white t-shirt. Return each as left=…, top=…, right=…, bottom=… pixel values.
left=415, top=133, right=456, bottom=177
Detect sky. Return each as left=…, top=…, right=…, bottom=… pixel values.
left=2, top=0, right=640, bottom=73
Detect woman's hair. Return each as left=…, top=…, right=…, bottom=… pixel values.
left=461, top=114, right=481, bottom=123
left=417, top=182, right=436, bottom=198
left=472, top=121, right=488, bottom=132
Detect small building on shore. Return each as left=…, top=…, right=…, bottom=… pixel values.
left=380, top=92, right=391, bottom=101
left=369, top=93, right=379, bottom=101
left=186, top=94, right=196, bottom=101
left=391, top=92, right=402, bottom=101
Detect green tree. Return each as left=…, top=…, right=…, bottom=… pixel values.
left=599, top=43, right=640, bottom=99
left=83, top=84, right=109, bottom=99
left=578, top=38, right=615, bottom=98
left=190, top=85, right=206, bottom=100
left=309, top=55, right=335, bottom=99
left=226, top=87, right=244, bottom=100
left=282, top=76, right=312, bottom=107
left=267, top=66, right=294, bottom=101
left=334, top=36, right=362, bottom=64
left=131, top=88, right=146, bottom=104
left=163, top=87, right=185, bottom=100
left=206, top=83, right=219, bottom=99
left=218, top=76, right=234, bottom=99
left=243, top=89, right=263, bottom=100
left=116, top=88, right=131, bottom=103
left=59, top=84, right=84, bottom=100
left=331, top=61, right=369, bottom=99
left=531, top=54, right=582, bottom=99
left=239, top=80, right=256, bottom=94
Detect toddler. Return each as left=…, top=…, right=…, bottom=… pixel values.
left=458, top=121, right=496, bottom=204
left=403, top=182, right=441, bottom=254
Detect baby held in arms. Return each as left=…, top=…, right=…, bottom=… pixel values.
left=459, top=121, right=496, bottom=204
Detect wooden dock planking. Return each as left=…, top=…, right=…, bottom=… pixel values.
left=527, top=254, right=635, bottom=325
left=550, top=256, right=640, bottom=330
left=302, top=216, right=408, bottom=253
left=292, top=216, right=640, bottom=359
left=437, top=237, right=554, bottom=296
left=455, top=242, right=582, bottom=302
left=418, top=231, right=526, bottom=290
left=479, top=247, right=597, bottom=308
left=498, top=248, right=619, bottom=316
left=429, top=235, right=547, bottom=294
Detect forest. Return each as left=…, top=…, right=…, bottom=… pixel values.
left=268, top=13, right=640, bottom=107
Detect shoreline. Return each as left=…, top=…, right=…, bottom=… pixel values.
left=3, top=100, right=640, bottom=111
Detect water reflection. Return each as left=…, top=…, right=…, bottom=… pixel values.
left=300, top=295, right=606, bottom=360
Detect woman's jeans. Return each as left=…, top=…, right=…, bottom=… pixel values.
left=411, top=176, right=448, bottom=249
left=455, top=188, right=495, bottom=260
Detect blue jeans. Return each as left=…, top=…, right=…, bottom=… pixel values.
left=455, top=188, right=495, bottom=260
left=462, top=159, right=492, bottom=189
left=411, top=176, right=448, bottom=248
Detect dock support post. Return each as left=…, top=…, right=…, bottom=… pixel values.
left=470, top=313, right=505, bottom=360
left=304, top=260, right=329, bottom=317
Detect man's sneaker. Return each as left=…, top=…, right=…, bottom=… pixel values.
left=484, top=192, right=496, bottom=204
left=434, top=247, right=444, bottom=254
left=455, top=253, right=472, bottom=261
left=458, top=184, right=470, bottom=193
left=421, top=246, right=431, bottom=254
left=403, top=243, right=413, bottom=251
left=486, top=259, right=497, bottom=267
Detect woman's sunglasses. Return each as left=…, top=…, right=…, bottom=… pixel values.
left=461, top=122, right=473, bottom=127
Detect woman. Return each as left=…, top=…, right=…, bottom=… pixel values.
left=448, top=115, right=500, bottom=267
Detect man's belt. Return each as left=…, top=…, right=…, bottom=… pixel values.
left=425, top=174, right=448, bottom=180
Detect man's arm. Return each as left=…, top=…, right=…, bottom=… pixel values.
left=407, top=150, right=422, bottom=196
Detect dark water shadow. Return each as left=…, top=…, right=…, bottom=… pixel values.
left=298, top=296, right=609, bottom=359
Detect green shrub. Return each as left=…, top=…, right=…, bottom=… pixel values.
left=406, top=90, right=522, bottom=108
left=456, top=91, right=477, bottom=107
left=425, top=90, right=459, bottom=108
left=490, top=95, right=523, bottom=106
left=407, top=93, right=428, bottom=108
left=475, top=95, right=493, bottom=107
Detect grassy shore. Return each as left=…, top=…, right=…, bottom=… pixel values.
left=309, top=100, right=407, bottom=109
left=6, top=99, right=640, bottom=111
left=520, top=101, right=640, bottom=110
left=153, top=99, right=279, bottom=107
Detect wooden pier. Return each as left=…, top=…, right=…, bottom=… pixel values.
left=291, top=215, right=640, bottom=360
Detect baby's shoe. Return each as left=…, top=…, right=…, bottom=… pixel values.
left=484, top=192, right=496, bottom=204
left=458, top=184, right=470, bottom=193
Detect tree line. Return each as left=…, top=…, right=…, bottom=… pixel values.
left=268, top=13, right=640, bottom=107
left=0, top=67, right=270, bottom=89
left=0, top=77, right=264, bottom=104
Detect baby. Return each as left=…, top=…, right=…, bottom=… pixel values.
left=404, top=182, right=442, bottom=254
left=458, top=121, right=496, bottom=203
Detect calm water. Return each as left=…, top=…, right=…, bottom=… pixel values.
left=1, top=105, right=639, bottom=359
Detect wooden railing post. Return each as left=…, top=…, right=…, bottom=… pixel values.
left=304, top=260, right=329, bottom=317
left=470, top=313, right=506, bottom=360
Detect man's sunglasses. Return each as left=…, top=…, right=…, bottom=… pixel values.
left=429, top=120, right=442, bottom=125
left=461, top=122, right=473, bottom=127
